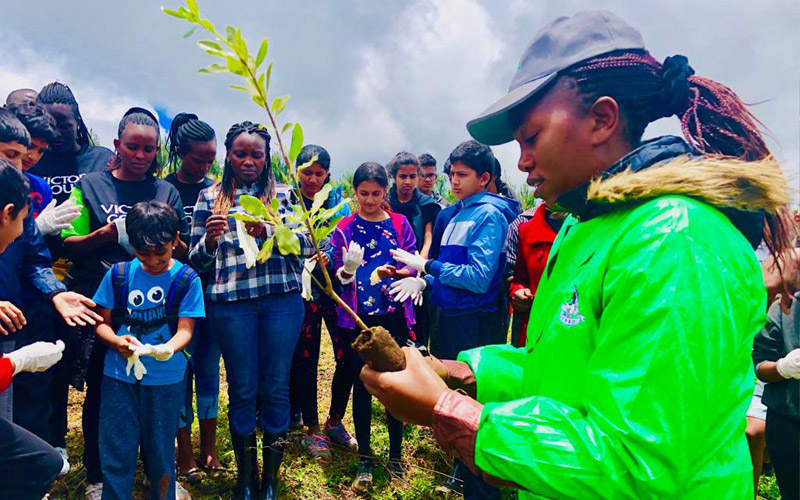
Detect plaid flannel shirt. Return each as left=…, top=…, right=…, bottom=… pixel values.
left=189, top=184, right=314, bottom=302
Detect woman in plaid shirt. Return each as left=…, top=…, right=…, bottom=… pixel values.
left=189, top=121, right=314, bottom=500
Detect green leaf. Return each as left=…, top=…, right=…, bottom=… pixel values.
left=226, top=56, right=246, bottom=76
left=265, top=62, right=273, bottom=92
left=296, top=154, right=318, bottom=171
left=271, top=95, right=290, bottom=116
left=311, top=184, right=332, bottom=215
left=288, top=123, right=303, bottom=163
left=275, top=226, right=301, bottom=256
left=198, top=40, right=222, bottom=51
left=255, top=38, right=269, bottom=67
left=198, top=63, right=228, bottom=74
left=234, top=28, right=248, bottom=59
left=183, top=26, right=198, bottom=38
left=230, top=212, right=263, bottom=223
left=186, top=0, right=199, bottom=14
left=257, top=72, right=266, bottom=94
left=240, top=195, right=270, bottom=218
left=313, top=216, right=343, bottom=241
left=252, top=94, right=266, bottom=107
left=270, top=198, right=280, bottom=214
left=161, top=7, right=187, bottom=19
left=225, top=25, right=236, bottom=43
left=257, top=235, right=275, bottom=263
left=198, top=19, right=215, bottom=32
left=229, top=85, right=249, bottom=92
left=204, top=49, right=226, bottom=58
left=281, top=122, right=293, bottom=134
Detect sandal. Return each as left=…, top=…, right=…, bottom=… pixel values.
left=177, top=467, right=204, bottom=484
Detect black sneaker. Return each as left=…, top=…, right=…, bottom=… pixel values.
left=352, top=460, right=374, bottom=493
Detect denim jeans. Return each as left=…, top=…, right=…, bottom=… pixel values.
left=209, top=292, right=304, bottom=436
left=0, top=339, right=16, bottom=420
left=99, top=376, right=184, bottom=500
left=179, top=317, right=221, bottom=428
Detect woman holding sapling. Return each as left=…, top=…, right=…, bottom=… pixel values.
left=330, top=162, right=418, bottom=492
left=189, top=121, right=315, bottom=500
left=287, top=144, right=357, bottom=461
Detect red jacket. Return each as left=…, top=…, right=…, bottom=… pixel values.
left=0, top=357, right=12, bottom=392
left=509, top=204, right=558, bottom=346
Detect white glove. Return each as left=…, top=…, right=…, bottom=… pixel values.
left=126, top=354, right=147, bottom=380
left=235, top=219, right=260, bottom=269
left=301, top=258, right=317, bottom=301
left=342, top=241, right=364, bottom=275
left=131, top=343, right=175, bottom=362
left=389, top=277, right=426, bottom=306
left=36, top=198, right=82, bottom=236
left=6, top=340, right=65, bottom=376
left=390, top=248, right=428, bottom=273
left=114, top=218, right=135, bottom=255
left=776, top=348, right=800, bottom=380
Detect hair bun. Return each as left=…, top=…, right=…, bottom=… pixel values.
left=658, top=55, right=695, bottom=118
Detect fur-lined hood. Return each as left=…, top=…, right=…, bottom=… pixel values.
left=555, top=136, right=791, bottom=247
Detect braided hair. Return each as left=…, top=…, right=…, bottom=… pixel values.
left=213, top=121, right=275, bottom=216
left=36, top=82, right=92, bottom=148
left=166, top=112, right=216, bottom=172
left=109, top=107, right=162, bottom=177
left=536, top=49, right=788, bottom=255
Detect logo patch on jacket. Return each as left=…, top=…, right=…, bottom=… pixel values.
left=559, top=286, right=586, bottom=326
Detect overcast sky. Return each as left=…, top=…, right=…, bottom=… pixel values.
left=2, top=0, right=798, bottom=196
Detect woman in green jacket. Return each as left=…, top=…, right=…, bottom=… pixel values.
left=368, top=10, right=792, bottom=500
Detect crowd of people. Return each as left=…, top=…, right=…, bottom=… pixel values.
left=0, top=8, right=798, bottom=500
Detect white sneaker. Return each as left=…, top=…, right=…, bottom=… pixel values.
left=54, top=447, right=70, bottom=477
left=84, top=482, right=102, bottom=500
left=176, top=482, right=192, bottom=500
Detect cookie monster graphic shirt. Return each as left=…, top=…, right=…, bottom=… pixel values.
left=93, top=259, right=205, bottom=386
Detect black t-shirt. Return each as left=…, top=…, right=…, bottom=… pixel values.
left=30, top=145, right=114, bottom=204
left=66, top=170, right=188, bottom=288
left=388, top=187, right=441, bottom=252
left=164, top=172, right=215, bottom=225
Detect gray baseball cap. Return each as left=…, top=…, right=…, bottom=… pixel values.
left=467, top=11, right=646, bottom=146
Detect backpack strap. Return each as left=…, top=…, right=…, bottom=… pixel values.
left=110, top=261, right=131, bottom=329
left=164, top=264, right=198, bottom=337
left=389, top=212, right=405, bottom=240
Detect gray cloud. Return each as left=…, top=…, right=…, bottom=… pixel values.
left=2, top=0, right=798, bottom=199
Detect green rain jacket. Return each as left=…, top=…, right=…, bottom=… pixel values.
left=457, top=137, right=786, bottom=499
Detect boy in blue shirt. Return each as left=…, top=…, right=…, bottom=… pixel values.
left=93, top=201, right=204, bottom=500
left=390, top=140, right=520, bottom=500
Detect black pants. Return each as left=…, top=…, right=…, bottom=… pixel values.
left=413, top=300, right=430, bottom=349
left=82, top=336, right=107, bottom=484
left=765, top=411, right=800, bottom=500
left=0, top=417, right=62, bottom=500
left=289, top=297, right=352, bottom=428
left=13, top=299, right=57, bottom=444
left=346, top=311, right=407, bottom=460
left=436, top=309, right=504, bottom=500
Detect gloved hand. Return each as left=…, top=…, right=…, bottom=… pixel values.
left=776, top=348, right=800, bottom=380
left=342, top=241, right=364, bottom=275
left=6, top=340, right=65, bottom=376
left=36, top=198, right=82, bottom=236
left=114, top=218, right=135, bottom=255
left=301, top=258, right=317, bottom=301
left=389, top=277, right=426, bottom=306
left=132, top=343, right=175, bottom=362
left=390, top=248, right=428, bottom=273
left=126, top=354, right=148, bottom=380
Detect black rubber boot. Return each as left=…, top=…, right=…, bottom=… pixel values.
left=231, top=433, right=259, bottom=500
left=259, top=432, right=286, bottom=500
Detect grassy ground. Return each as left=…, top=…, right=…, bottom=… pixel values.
left=48, top=330, right=782, bottom=500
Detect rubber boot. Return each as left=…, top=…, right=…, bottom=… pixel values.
left=231, top=433, right=258, bottom=500
left=259, top=432, right=286, bottom=500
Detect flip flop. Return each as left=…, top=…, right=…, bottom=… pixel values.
left=177, top=467, right=203, bottom=484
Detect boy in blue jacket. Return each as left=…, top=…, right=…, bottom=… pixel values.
left=390, top=140, right=520, bottom=500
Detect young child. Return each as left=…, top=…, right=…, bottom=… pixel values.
left=390, top=140, right=520, bottom=500
left=331, top=162, right=417, bottom=492
left=92, top=201, right=204, bottom=500
left=288, top=144, right=356, bottom=461
left=753, top=249, right=800, bottom=500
